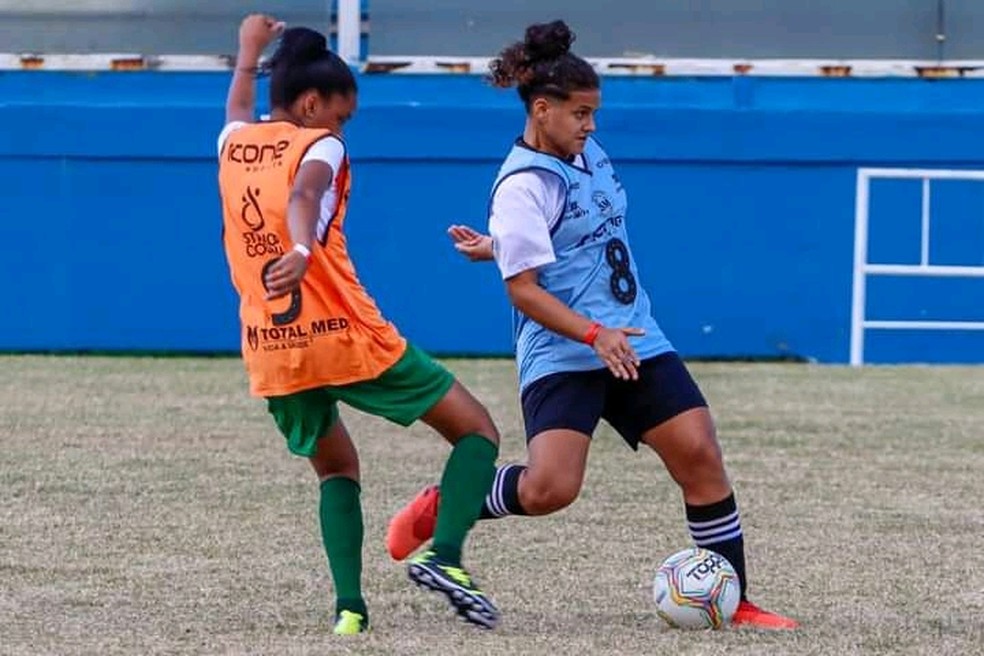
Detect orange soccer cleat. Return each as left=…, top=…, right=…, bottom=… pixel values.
left=386, top=484, right=439, bottom=561
left=731, top=600, right=800, bottom=630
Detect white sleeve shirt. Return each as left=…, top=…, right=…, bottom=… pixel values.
left=489, top=170, right=566, bottom=280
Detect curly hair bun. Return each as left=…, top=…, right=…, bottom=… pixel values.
left=524, top=20, right=575, bottom=63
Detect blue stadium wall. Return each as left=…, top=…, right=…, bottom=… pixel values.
left=2, top=72, right=983, bottom=363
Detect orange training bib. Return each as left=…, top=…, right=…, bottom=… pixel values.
left=218, top=121, right=405, bottom=396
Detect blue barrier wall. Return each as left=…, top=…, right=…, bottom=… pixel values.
left=2, top=71, right=983, bottom=363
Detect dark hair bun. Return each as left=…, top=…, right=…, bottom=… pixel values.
left=487, top=19, right=595, bottom=100
left=524, top=20, right=574, bottom=63
left=273, top=27, right=327, bottom=67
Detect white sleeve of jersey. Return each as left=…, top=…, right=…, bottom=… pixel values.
left=300, top=136, right=347, bottom=240
left=300, top=135, right=345, bottom=171
left=216, top=121, right=248, bottom=157
left=489, top=170, right=567, bottom=280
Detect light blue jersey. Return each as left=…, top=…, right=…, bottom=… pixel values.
left=490, top=137, right=674, bottom=391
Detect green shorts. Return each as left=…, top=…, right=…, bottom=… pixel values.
left=266, top=344, right=455, bottom=457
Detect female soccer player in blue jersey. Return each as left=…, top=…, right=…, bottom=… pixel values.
left=388, top=19, right=797, bottom=630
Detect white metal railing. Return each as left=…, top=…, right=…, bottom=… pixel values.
left=6, top=52, right=984, bottom=76
left=850, top=167, right=984, bottom=366
left=336, top=0, right=362, bottom=64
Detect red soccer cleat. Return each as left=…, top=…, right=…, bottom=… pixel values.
left=731, top=600, right=800, bottom=630
left=386, top=484, right=439, bottom=561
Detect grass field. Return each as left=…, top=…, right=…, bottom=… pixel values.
left=2, top=356, right=983, bottom=655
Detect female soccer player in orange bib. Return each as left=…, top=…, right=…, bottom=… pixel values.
left=217, top=15, right=501, bottom=633
left=387, top=20, right=797, bottom=630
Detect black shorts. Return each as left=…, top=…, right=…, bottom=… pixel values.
left=520, top=351, right=708, bottom=450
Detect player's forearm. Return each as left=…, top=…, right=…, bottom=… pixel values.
left=225, top=46, right=262, bottom=124
left=507, top=281, right=596, bottom=344
left=286, top=192, right=320, bottom=250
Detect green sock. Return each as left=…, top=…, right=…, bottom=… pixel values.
left=432, top=434, right=498, bottom=565
left=319, top=477, right=367, bottom=619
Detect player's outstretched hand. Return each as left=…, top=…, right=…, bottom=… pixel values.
left=448, top=225, right=494, bottom=262
left=593, top=326, right=645, bottom=381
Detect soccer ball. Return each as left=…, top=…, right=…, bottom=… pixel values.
left=652, top=547, right=741, bottom=630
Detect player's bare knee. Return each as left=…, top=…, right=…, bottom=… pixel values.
left=309, top=451, right=359, bottom=482
left=694, top=436, right=724, bottom=471
left=472, top=408, right=500, bottom=445
left=674, top=438, right=727, bottom=492
left=425, top=382, right=500, bottom=445
left=454, top=399, right=500, bottom=445
left=312, top=461, right=359, bottom=482
left=521, top=476, right=580, bottom=515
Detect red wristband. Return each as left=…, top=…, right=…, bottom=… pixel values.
left=583, top=322, right=602, bottom=346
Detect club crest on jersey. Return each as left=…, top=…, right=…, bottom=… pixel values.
left=593, top=191, right=615, bottom=217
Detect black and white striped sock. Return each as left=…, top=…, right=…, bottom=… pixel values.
left=686, top=493, right=748, bottom=599
left=479, top=464, right=528, bottom=519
